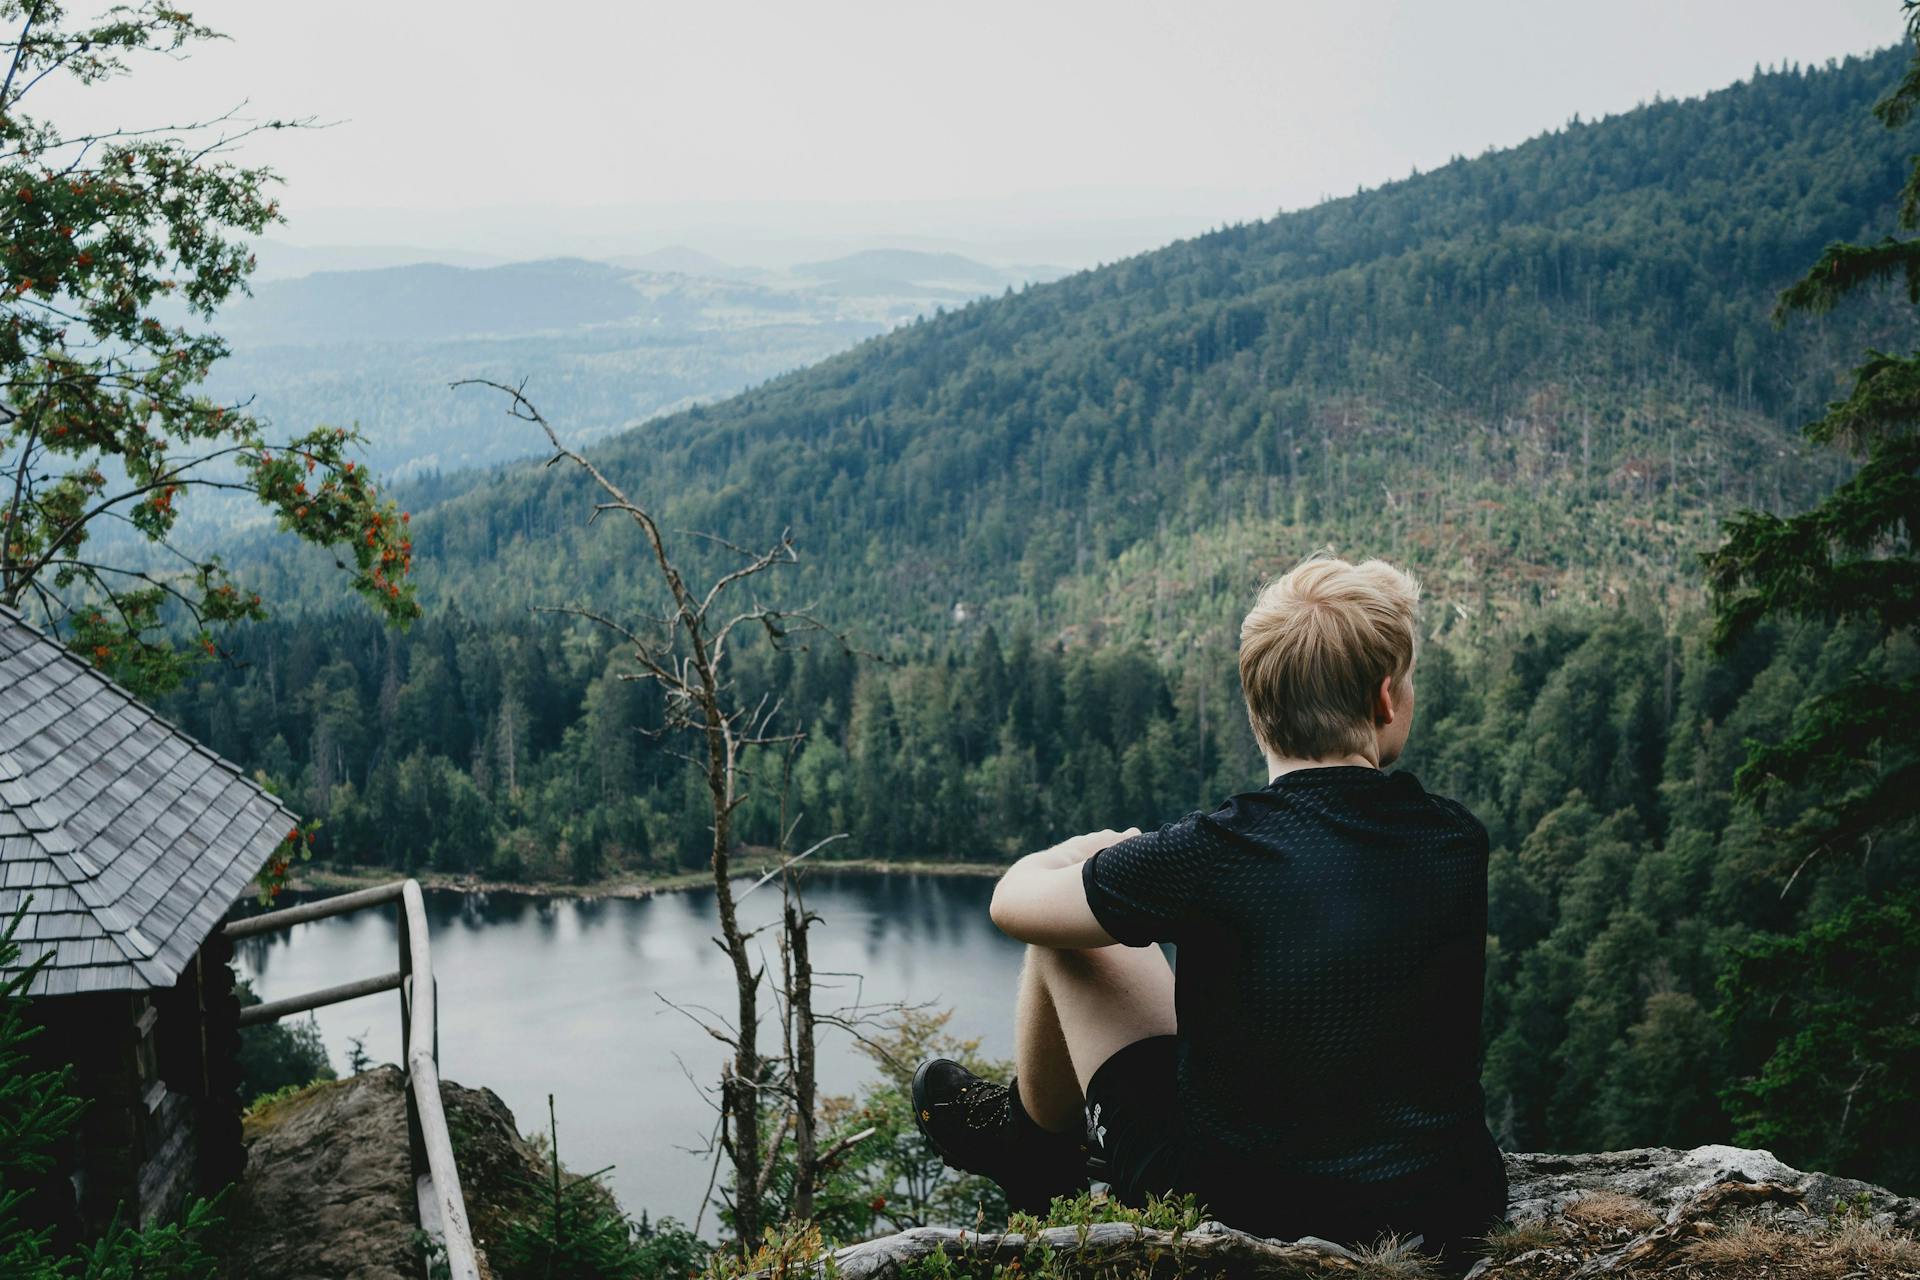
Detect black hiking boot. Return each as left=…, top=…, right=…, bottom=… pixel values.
left=911, top=1058, right=1090, bottom=1215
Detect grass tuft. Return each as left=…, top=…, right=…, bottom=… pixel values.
left=1561, top=1191, right=1660, bottom=1233
left=1350, top=1232, right=1442, bottom=1279
left=1476, top=1218, right=1557, bottom=1261
left=1679, top=1221, right=1799, bottom=1264
left=1829, top=1218, right=1920, bottom=1268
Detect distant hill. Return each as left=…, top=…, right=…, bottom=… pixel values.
left=245, top=238, right=506, bottom=281
left=794, top=248, right=1053, bottom=291
left=220, top=258, right=652, bottom=345
left=218, top=248, right=1054, bottom=348
left=613, top=244, right=751, bottom=278
left=331, top=49, right=1911, bottom=657
left=198, top=247, right=1059, bottom=486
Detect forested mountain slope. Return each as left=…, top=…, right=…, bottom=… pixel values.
left=358, top=49, right=1915, bottom=655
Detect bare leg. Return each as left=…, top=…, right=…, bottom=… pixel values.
left=1014, top=950, right=1082, bottom=1133
left=1013, top=943, right=1176, bottom=1134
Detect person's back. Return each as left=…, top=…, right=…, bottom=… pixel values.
left=1082, top=764, right=1502, bottom=1246
left=911, top=553, right=1507, bottom=1271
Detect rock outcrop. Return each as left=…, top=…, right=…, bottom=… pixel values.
left=214, top=1068, right=418, bottom=1280
left=815, top=1147, right=1920, bottom=1279
left=213, top=1071, right=1920, bottom=1279
left=214, top=1065, right=579, bottom=1280
left=1502, top=1145, right=1919, bottom=1231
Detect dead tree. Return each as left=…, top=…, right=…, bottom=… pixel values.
left=458, top=378, right=858, bottom=1250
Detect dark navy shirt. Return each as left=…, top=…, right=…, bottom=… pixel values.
left=1082, top=764, right=1498, bottom=1189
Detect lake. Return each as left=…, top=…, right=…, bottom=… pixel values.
left=229, top=871, right=1026, bottom=1227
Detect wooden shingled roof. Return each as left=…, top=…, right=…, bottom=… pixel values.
left=0, top=603, right=298, bottom=997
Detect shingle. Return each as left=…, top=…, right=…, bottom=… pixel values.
left=151, top=807, right=190, bottom=845
left=145, top=736, right=191, bottom=784
left=39, top=911, right=102, bottom=941
left=50, top=853, right=101, bottom=898
left=91, top=854, right=135, bottom=902
left=12, top=798, right=57, bottom=835
left=32, top=885, right=77, bottom=914
left=119, top=924, right=158, bottom=960
left=144, top=891, right=186, bottom=935
left=7, top=698, right=48, bottom=739
left=121, top=870, right=162, bottom=917
left=151, top=935, right=195, bottom=975
left=30, top=822, right=73, bottom=854
left=0, top=604, right=307, bottom=995
left=183, top=759, right=227, bottom=806
left=0, top=644, right=53, bottom=693
left=87, top=808, right=152, bottom=871
left=121, top=741, right=166, bottom=782
left=13, top=663, right=58, bottom=706
left=124, top=831, right=172, bottom=877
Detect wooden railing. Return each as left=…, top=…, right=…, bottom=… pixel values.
left=225, top=879, right=481, bottom=1280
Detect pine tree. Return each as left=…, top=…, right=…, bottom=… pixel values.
left=1702, top=1, right=1920, bottom=1192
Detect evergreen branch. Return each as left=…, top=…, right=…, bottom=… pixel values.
left=1800, top=349, right=1920, bottom=450
left=1702, top=432, right=1920, bottom=652
left=1775, top=237, right=1920, bottom=318
left=1733, top=675, right=1920, bottom=803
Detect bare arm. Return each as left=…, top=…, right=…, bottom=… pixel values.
left=988, top=827, right=1140, bottom=949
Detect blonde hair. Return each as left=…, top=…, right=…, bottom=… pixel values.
left=1238, top=552, right=1421, bottom=760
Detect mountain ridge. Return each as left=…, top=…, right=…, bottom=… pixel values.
left=328, top=47, right=1914, bottom=658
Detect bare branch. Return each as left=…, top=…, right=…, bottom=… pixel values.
left=737, top=833, right=849, bottom=904
left=816, top=1125, right=879, bottom=1172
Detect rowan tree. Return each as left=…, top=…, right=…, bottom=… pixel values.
left=0, top=2, right=417, bottom=700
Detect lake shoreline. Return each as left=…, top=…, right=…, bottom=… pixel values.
left=284, top=853, right=1005, bottom=902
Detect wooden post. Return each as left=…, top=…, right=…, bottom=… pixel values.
left=217, top=878, right=477, bottom=1278
left=398, top=898, right=425, bottom=1194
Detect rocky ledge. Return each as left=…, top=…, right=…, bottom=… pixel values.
left=212, top=1069, right=1920, bottom=1279
left=816, top=1146, right=1920, bottom=1278
left=213, top=1065, right=591, bottom=1280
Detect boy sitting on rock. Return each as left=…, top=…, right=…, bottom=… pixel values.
left=912, top=553, right=1507, bottom=1267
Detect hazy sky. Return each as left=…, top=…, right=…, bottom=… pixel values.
left=33, top=1, right=1908, bottom=266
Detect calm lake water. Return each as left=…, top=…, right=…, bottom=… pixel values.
left=229, top=872, right=1025, bottom=1226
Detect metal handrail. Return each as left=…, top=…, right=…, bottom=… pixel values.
left=225, top=879, right=481, bottom=1280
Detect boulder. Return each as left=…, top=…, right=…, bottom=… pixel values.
left=1503, top=1145, right=1919, bottom=1231
left=214, top=1068, right=417, bottom=1280
left=213, top=1066, right=597, bottom=1280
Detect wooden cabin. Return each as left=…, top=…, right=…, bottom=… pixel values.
left=0, top=602, right=299, bottom=1246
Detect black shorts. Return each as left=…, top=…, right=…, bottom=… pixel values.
left=1082, top=1035, right=1507, bottom=1270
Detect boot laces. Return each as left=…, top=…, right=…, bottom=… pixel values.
left=958, top=1078, right=1010, bottom=1132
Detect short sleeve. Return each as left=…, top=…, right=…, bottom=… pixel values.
left=1080, top=812, right=1212, bottom=947
left=1433, top=794, right=1491, bottom=859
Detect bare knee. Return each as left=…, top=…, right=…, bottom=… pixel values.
left=1027, top=943, right=1175, bottom=1090
left=1031, top=940, right=1171, bottom=990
